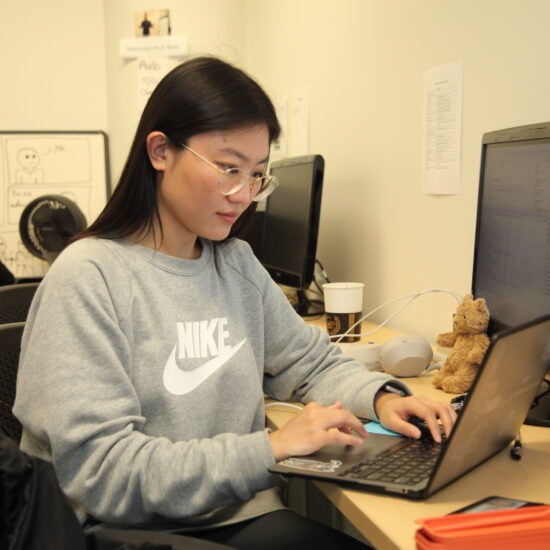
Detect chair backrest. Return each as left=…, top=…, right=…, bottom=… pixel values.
left=0, top=282, right=39, bottom=324
left=0, top=322, right=25, bottom=442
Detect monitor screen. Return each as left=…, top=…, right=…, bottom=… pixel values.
left=241, top=154, right=325, bottom=316
left=473, top=122, right=550, bottom=428
left=472, top=122, right=550, bottom=335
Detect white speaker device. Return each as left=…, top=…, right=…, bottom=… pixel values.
left=378, top=335, right=434, bottom=377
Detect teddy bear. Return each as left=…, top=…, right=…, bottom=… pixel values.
left=432, top=293, right=490, bottom=394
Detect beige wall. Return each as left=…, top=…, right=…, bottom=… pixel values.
left=3, top=1, right=550, bottom=341
left=247, top=0, right=550, bottom=340
left=103, top=0, right=247, bottom=182
left=0, top=0, right=108, bottom=130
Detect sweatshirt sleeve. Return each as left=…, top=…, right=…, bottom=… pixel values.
left=14, top=245, right=278, bottom=524
left=260, top=279, right=411, bottom=421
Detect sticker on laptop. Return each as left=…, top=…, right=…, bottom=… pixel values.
left=278, top=458, right=343, bottom=473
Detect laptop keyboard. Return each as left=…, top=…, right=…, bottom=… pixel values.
left=339, top=435, right=444, bottom=486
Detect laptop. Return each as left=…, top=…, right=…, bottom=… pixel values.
left=269, top=314, right=550, bottom=499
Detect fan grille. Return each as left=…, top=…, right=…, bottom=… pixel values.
left=19, top=194, right=87, bottom=263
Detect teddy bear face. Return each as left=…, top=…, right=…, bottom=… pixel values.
left=452, top=294, right=490, bottom=335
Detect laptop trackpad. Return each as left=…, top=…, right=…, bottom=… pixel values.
left=305, top=433, right=404, bottom=468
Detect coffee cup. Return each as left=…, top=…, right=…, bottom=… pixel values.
left=322, top=282, right=364, bottom=343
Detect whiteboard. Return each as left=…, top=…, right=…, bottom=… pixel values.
left=0, top=131, right=110, bottom=279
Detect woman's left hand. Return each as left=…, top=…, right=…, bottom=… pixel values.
left=374, top=392, right=457, bottom=443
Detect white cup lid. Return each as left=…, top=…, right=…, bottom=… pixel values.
left=323, top=282, right=364, bottom=313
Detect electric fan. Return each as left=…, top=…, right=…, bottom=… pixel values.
left=19, top=195, right=87, bottom=264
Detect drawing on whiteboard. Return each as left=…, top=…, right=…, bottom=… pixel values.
left=0, top=231, right=47, bottom=279
left=14, top=240, right=36, bottom=277
left=15, top=147, right=45, bottom=183
left=0, top=131, right=110, bottom=279
left=6, top=137, right=93, bottom=185
left=4, top=138, right=94, bottom=229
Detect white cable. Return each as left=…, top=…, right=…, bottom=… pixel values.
left=330, top=288, right=463, bottom=344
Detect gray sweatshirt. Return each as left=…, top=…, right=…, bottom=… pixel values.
left=14, top=237, right=404, bottom=530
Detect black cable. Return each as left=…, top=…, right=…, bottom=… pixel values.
left=315, top=259, right=331, bottom=283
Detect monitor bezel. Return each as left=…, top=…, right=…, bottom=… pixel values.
left=472, top=121, right=550, bottom=336
left=472, top=122, right=550, bottom=427
left=260, top=154, right=325, bottom=290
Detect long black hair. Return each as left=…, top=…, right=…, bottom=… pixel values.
left=78, top=56, right=280, bottom=243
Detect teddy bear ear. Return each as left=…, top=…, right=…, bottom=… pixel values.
left=475, top=297, right=488, bottom=309
left=463, top=293, right=473, bottom=302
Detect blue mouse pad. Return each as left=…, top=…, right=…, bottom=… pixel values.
left=364, top=421, right=402, bottom=437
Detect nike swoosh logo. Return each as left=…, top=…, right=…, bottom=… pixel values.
left=163, top=338, right=246, bottom=395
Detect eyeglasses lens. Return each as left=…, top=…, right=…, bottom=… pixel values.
left=219, top=169, right=277, bottom=202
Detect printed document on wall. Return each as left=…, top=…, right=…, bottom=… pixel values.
left=422, top=62, right=463, bottom=195
left=289, top=87, right=310, bottom=156
left=271, top=96, right=289, bottom=160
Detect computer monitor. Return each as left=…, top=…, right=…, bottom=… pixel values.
left=472, top=121, right=550, bottom=426
left=241, top=154, right=325, bottom=317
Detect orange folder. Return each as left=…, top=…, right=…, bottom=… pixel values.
left=415, top=505, right=550, bottom=549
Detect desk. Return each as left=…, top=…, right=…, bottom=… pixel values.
left=265, top=320, right=550, bottom=550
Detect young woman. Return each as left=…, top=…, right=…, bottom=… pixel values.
left=14, top=56, right=455, bottom=549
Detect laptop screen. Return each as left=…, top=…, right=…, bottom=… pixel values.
left=428, top=315, right=550, bottom=494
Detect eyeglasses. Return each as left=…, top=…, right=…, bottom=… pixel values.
left=179, top=143, right=278, bottom=202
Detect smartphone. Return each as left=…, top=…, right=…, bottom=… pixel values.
left=451, top=496, right=543, bottom=514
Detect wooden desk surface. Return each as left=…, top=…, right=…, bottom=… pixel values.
left=265, top=320, right=550, bottom=550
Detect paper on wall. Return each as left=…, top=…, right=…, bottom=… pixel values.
left=271, top=96, right=289, bottom=160
left=422, top=62, right=463, bottom=195
left=289, top=87, right=310, bottom=157
left=137, top=57, right=178, bottom=112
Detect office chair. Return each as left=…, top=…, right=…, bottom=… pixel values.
left=0, top=322, right=25, bottom=442
left=0, top=282, right=39, bottom=324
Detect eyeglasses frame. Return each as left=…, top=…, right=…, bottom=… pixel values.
left=178, top=142, right=278, bottom=202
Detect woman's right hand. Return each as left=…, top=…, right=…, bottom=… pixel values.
left=268, top=401, right=368, bottom=461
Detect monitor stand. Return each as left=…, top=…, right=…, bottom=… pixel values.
left=524, top=379, right=550, bottom=428
left=294, top=290, right=324, bottom=318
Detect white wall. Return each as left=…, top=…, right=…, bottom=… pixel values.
left=0, top=0, right=107, bottom=130
left=246, top=0, right=550, bottom=340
